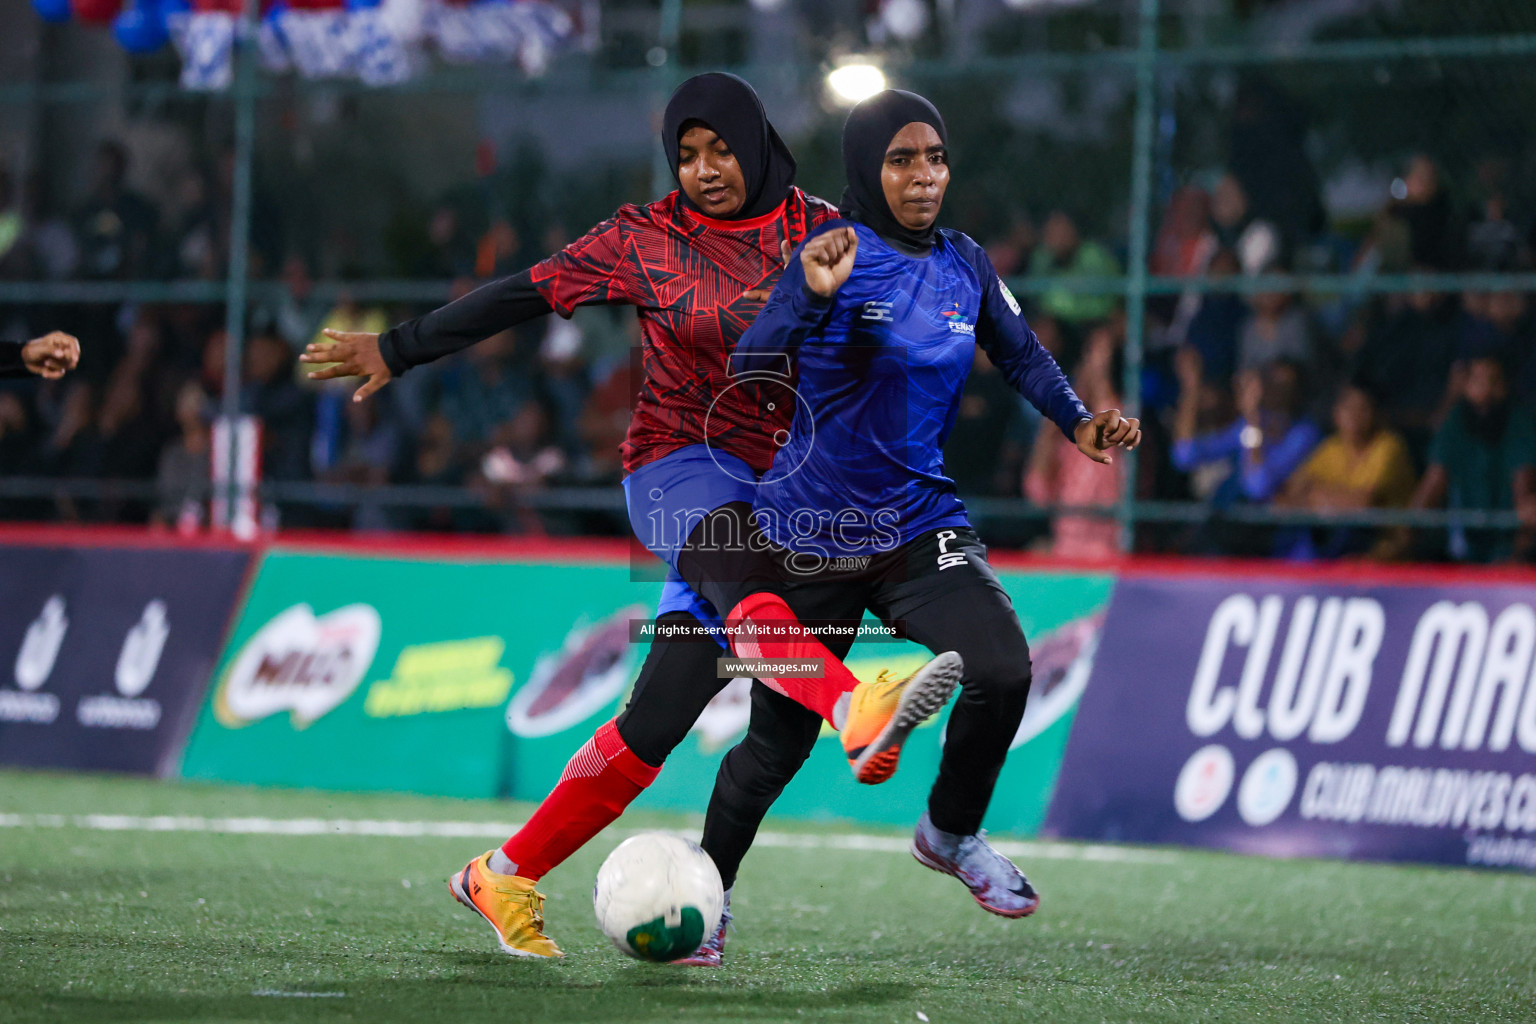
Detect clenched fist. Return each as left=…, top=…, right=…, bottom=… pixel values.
left=801, top=227, right=858, bottom=298
left=22, top=331, right=80, bottom=379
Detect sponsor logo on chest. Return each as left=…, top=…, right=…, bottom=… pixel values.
left=941, top=303, right=974, bottom=335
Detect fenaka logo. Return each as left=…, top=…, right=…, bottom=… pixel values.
left=1237, top=748, right=1299, bottom=827
left=941, top=303, right=974, bottom=335
left=214, top=603, right=382, bottom=729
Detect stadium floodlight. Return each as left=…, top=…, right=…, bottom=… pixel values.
left=826, top=62, right=886, bottom=106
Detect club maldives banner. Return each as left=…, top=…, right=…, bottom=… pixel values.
left=1045, top=573, right=1536, bottom=872
left=0, top=543, right=250, bottom=775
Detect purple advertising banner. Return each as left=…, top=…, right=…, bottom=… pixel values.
left=0, top=544, right=251, bottom=776
left=1045, top=574, right=1536, bottom=872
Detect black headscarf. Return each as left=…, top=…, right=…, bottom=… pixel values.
left=839, top=89, right=948, bottom=251
left=662, top=72, right=797, bottom=221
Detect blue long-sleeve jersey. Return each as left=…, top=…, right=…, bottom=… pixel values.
left=735, top=220, right=1091, bottom=557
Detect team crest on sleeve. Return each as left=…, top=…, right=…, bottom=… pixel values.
left=942, top=303, right=975, bottom=335
left=997, top=278, right=1022, bottom=316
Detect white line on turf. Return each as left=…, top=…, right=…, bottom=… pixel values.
left=252, top=989, right=346, bottom=998
left=0, top=812, right=1177, bottom=864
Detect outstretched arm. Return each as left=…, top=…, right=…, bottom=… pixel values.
left=301, top=270, right=555, bottom=402
left=302, top=211, right=633, bottom=401
left=972, top=265, right=1086, bottom=436
left=972, top=256, right=1139, bottom=461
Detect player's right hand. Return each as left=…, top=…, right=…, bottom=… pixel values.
left=301, top=329, right=392, bottom=402
left=1074, top=408, right=1141, bottom=465
left=21, top=331, right=80, bottom=379
left=801, top=227, right=857, bottom=298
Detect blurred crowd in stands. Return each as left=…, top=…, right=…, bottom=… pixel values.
left=2, top=128, right=1535, bottom=564
left=967, top=137, right=1536, bottom=565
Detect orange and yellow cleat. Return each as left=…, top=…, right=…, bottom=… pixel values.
left=447, top=851, right=564, bottom=958
left=840, top=651, right=963, bottom=784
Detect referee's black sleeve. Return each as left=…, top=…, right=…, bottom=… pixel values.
left=0, top=340, right=27, bottom=378
left=377, top=268, right=555, bottom=377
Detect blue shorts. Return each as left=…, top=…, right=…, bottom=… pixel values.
left=623, top=445, right=761, bottom=647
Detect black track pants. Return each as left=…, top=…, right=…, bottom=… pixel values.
left=700, top=529, right=1033, bottom=887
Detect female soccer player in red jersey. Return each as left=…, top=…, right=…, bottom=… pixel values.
left=303, top=73, right=960, bottom=958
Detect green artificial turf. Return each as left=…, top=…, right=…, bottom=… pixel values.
left=1, top=770, right=1532, bottom=1023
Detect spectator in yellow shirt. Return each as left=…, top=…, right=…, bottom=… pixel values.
left=1280, top=384, right=1417, bottom=558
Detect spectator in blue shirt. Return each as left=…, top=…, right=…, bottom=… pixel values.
left=1173, top=352, right=1321, bottom=508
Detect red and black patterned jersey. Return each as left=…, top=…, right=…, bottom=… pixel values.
left=530, top=188, right=838, bottom=473
left=379, top=187, right=839, bottom=475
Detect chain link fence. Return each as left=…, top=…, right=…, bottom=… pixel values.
left=2, top=0, right=1534, bottom=562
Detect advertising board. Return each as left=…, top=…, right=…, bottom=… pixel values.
left=0, top=544, right=250, bottom=776
left=1046, top=574, right=1536, bottom=871
left=181, top=546, right=1101, bottom=838
left=179, top=550, right=658, bottom=798
left=634, top=569, right=1113, bottom=835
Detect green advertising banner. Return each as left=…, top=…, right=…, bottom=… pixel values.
left=182, top=547, right=1109, bottom=838
left=630, top=569, right=1113, bottom=836
left=179, top=550, right=662, bottom=798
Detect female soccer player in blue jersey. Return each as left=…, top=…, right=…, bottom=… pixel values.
left=686, top=89, right=1140, bottom=958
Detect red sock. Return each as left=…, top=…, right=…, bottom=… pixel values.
left=499, top=719, right=660, bottom=881
left=726, top=591, right=862, bottom=725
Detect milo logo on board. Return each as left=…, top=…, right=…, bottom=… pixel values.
left=214, top=603, right=382, bottom=729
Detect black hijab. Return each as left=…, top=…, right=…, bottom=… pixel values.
left=839, top=89, right=948, bottom=251
left=662, top=72, right=797, bottom=221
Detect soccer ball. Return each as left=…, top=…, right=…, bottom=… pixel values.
left=592, top=832, right=725, bottom=962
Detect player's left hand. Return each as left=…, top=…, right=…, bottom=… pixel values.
left=21, top=331, right=80, bottom=379
left=1074, top=408, right=1141, bottom=465
left=301, top=329, right=392, bottom=402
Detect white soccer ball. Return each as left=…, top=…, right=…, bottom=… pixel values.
left=593, top=832, right=725, bottom=962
